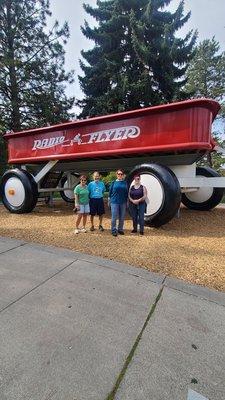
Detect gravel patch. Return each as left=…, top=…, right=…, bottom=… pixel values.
left=0, top=201, right=224, bottom=292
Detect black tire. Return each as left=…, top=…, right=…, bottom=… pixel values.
left=0, top=169, right=38, bottom=213
left=182, top=166, right=224, bottom=211
left=60, top=174, right=80, bottom=203
left=127, top=163, right=181, bottom=227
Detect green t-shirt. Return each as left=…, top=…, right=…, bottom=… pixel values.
left=74, top=184, right=89, bottom=205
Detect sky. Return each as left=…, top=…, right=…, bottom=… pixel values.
left=48, top=0, right=225, bottom=115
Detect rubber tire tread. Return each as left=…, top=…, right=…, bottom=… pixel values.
left=60, top=174, right=80, bottom=203
left=0, top=169, right=38, bottom=213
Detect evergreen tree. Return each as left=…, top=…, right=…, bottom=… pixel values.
left=185, top=37, right=225, bottom=117
left=0, top=122, right=7, bottom=176
left=185, top=38, right=225, bottom=170
left=0, top=0, right=75, bottom=132
left=78, top=0, right=196, bottom=118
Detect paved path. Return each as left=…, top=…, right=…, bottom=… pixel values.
left=0, top=237, right=224, bottom=400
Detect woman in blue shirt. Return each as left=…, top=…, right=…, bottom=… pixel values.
left=108, top=169, right=128, bottom=237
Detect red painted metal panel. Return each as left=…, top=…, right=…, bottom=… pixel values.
left=4, top=99, right=220, bottom=164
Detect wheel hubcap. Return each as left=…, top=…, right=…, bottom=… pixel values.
left=5, top=177, right=25, bottom=207
left=185, top=175, right=213, bottom=203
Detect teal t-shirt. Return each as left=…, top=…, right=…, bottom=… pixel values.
left=109, top=180, right=128, bottom=204
left=74, top=184, right=89, bottom=205
left=88, top=181, right=106, bottom=198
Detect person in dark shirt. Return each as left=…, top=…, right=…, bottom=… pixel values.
left=108, top=169, right=128, bottom=237
left=128, top=175, right=147, bottom=235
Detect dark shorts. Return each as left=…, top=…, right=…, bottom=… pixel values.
left=90, top=197, right=105, bottom=216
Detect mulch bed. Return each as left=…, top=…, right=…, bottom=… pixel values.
left=0, top=200, right=225, bottom=292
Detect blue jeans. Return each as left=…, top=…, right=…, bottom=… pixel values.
left=129, top=201, right=146, bottom=233
left=111, top=203, right=126, bottom=233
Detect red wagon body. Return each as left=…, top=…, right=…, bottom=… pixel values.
left=1, top=98, right=224, bottom=226
left=4, top=99, right=219, bottom=165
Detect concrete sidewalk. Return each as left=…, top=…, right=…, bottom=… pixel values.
left=0, top=237, right=224, bottom=400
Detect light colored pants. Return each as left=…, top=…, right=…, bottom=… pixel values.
left=111, top=203, right=126, bottom=233
left=78, top=204, right=90, bottom=214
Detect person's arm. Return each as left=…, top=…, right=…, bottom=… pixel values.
left=128, top=186, right=134, bottom=203
left=102, top=182, right=106, bottom=194
left=74, top=187, right=80, bottom=210
left=108, top=181, right=114, bottom=206
left=87, top=182, right=91, bottom=198
left=108, top=181, right=114, bottom=199
left=143, top=185, right=147, bottom=200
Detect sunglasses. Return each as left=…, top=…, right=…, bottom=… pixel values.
left=117, top=173, right=123, bottom=176
left=81, top=179, right=87, bottom=182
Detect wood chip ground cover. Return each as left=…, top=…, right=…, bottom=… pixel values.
left=0, top=201, right=224, bottom=292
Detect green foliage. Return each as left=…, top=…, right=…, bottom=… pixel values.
left=185, top=38, right=225, bottom=170
left=197, top=134, right=225, bottom=172
left=185, top=38, right=225, bottom=114
left=211, top=134, right=225, bottom=172
left=0, top=0, right=75, bottom=132
left=77, top=0, right=197, bottom=118
left=101, top=171, right=117, bottom=186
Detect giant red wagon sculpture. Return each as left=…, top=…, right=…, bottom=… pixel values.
left=1, top=98, right=225, bottom=226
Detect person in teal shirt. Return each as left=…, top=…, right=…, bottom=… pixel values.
left=88, top=171, right=106, bottom=232
left=74, top=175, right=90, bottom=234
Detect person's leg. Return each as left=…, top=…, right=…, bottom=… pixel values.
left=139, top=202, right=146, bottom=234
left=76, top=214, right=82, bottom=228
left=80, top=204, right=89, bottom=232
left=129, top=203, right=138, bottom=232
left=90, top=215, right=95, bottom=230
left=111, top=203, right=119, bottom=235
left=89, top=199, right=95, bottom=230
left=99, top=214, right=104, bottom=231
left=83, top=214, right=87, bottom=228
left=98, top=198, right=105, bottom=231
left=118, top=202, right=126, bottom=233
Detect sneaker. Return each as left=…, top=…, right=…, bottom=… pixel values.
left=90, top=226, right=95, bottom=231
left=112, top=231, right=117, bottom=237
left=118, top=230, right=124, bottom=235
left=80, top=228, right=87, bottom=233
left=74, top=229, right=79, bottom=234
left=131, top=229, right=137, bottom=233
left=99, top=225, right=104, bottom=232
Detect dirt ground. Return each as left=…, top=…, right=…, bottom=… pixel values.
left=0, top=200, right=225, bottom=292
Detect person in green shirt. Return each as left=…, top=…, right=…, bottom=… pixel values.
left=74, top=175, right=90, bottom=234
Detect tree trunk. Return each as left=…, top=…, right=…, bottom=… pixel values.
left=207, top=151, right=213, bottom=167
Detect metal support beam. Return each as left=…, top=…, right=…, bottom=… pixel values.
left=66, top=172, right=73, bottom=188
left=34, top=160, right=58, bottom=183
left=179, top=177, right=225, bottom=188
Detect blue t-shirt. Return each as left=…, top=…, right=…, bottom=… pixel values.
left=88, top=181, right=106, bottom=199
left=109, top=180, right=128, bottom=204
